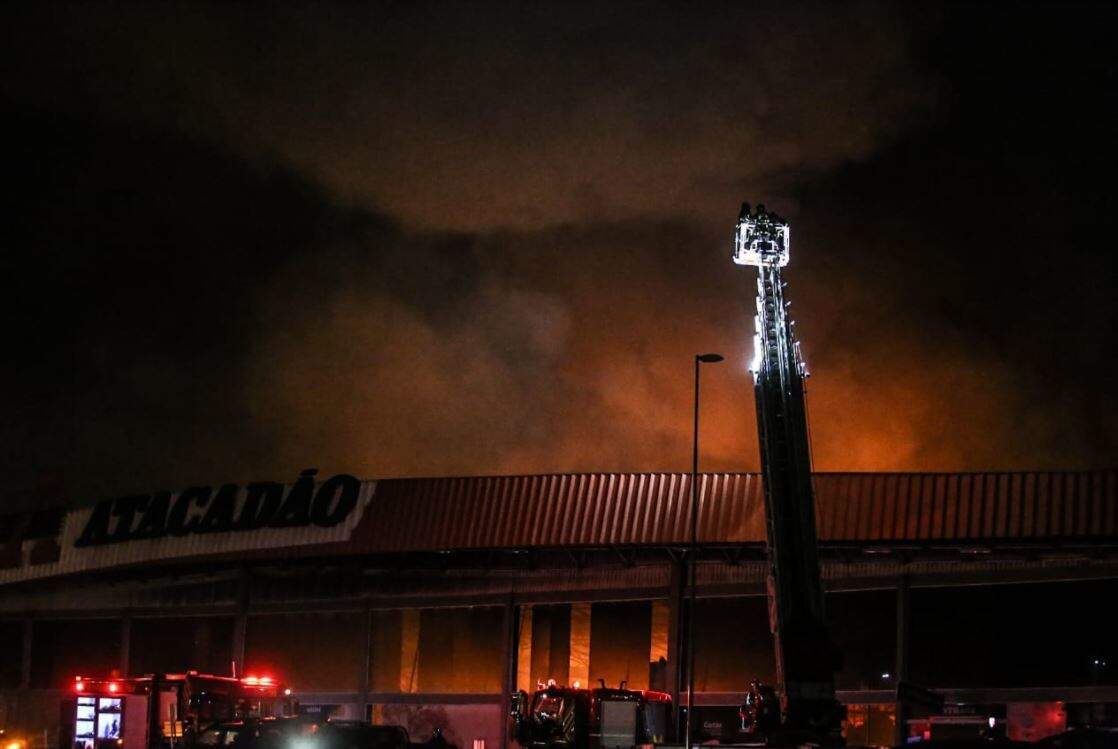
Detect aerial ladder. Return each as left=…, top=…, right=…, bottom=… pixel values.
left=508, top=204, right=845, bottom=749
left=732, top=203, right=845, bottom=746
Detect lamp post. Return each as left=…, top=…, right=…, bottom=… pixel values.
left=685, top=352, right=723, bottom=748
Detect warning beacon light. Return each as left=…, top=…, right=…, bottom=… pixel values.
left=732, top=203, right=789, bottom=268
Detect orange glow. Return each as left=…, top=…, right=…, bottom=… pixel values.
left=75, top=681, right=85, bottom=692
left=107, top=682, right=119, bottom=693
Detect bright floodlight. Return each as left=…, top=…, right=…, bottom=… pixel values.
left=732, top=202, right=789, bottom=268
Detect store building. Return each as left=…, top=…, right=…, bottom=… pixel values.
left=1, top=470, right=1116, bottom=748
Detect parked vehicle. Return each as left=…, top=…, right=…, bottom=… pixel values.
left=62, top=672, right=296, bottom=749
left=510, top=684, right=671, bottom=749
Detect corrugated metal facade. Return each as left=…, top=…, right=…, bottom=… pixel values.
left=1, top=471, right=1115, bottom=585
left=353, top=470, right=1118, bottom=553
left=352, top=473, right=765, bottom=551
left=815, top=471, right=1118, bottom=542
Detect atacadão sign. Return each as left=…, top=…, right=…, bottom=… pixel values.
left=75, top=468, right=361, bottom=547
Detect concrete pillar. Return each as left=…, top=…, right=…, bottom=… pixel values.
left=501, top=601, right=517, bottom=749
left=529, top=608, right=551, bottom=688
left=894, top=575, right=911, bottom=746
left=400, top=609, right=420, bottom=693
left=120, top=617, right=132, bottom=674
left=666, top=559, right=685, bottom=712
left=569, top=603, right=591, bottom=689
left=231, top=615, right=247, bottom=676
left=359, top=603, right=373, bottom=719
left=516, top=605, right=533, bottom=692
left=20, top=618, right=33, bottom=688
left=231, top=568, right=250, bottom=677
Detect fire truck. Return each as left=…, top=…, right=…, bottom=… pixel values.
left=509, top=683, right=672, bottom=749
left=61, top=672, right=296, bottom=749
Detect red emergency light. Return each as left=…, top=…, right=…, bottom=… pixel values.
left=75, top=676, right=124, bottom=694
left=242, top=674, right=274, bottom=686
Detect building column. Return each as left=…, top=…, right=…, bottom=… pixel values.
left=666, top=559, right=685, bottom=713
left=231, top=567, right=250, bottom=677
left=20, top=618, right=33, bottom=689
left=500, top=600, right=518, bottom=749
left=530, top=608, right=551, bottom=688
left=359, top=602, right=373, bottom=720
left=569, top=603, right=591, bottom=689
left=120, top=617, right=132, bottom=674
left=516, top=606, right=533, bottom=692
left=400, top=609, right=420, bottom=693
left=894, top=574, right=911, bottom=746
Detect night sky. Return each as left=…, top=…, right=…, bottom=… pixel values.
left=3, top=2, right=1116, bottom=507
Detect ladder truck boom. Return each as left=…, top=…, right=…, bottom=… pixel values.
left=733, top=203, right=844, bottom=744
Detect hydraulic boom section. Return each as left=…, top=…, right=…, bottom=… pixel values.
left=733, top=203, right=844, bottom=744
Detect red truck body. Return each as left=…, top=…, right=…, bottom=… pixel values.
left=63, top=672, right=296, bottom=749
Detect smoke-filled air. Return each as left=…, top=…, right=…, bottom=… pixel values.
left=3, top=1, right=1115, bottom=505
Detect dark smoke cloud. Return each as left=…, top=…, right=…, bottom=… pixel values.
left=2, top=2, right=1115, bottom=508
left=3, top=1, right=937, bottom=230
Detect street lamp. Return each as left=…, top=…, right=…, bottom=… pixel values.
left=686, top=352, right=723, bottom=748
